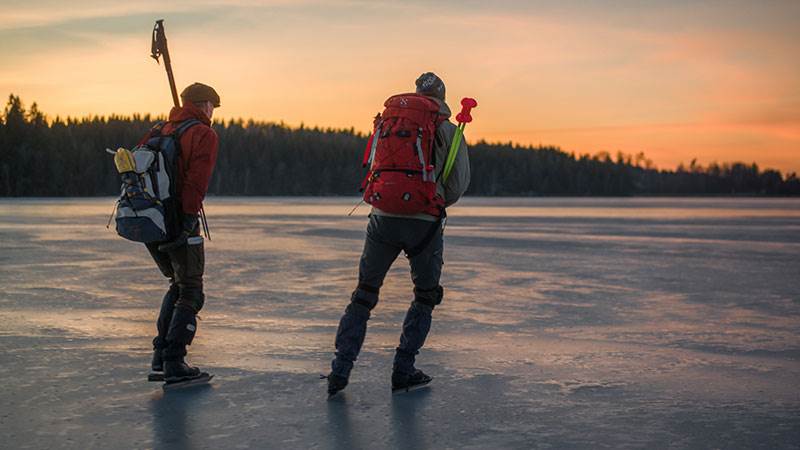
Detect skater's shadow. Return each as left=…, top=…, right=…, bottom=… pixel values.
left=391, top=387, right=432, bottom=449
left=325, top=396, right=362, bottom=450
left=149, top=384, right=213, bottom=450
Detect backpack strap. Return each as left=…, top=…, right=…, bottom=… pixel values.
left=162, top=118, right=203, bottom=176
left=414, top=127, right=430, bottom=181
left=148, top=118, right=202, bottom=148
left=150, top=120, right=167, bottom=133
left=406, top=209, right=446, bottom=258
left=137, top=121, right=167, bottom=145
left=172, top=119, right=202, bottom=138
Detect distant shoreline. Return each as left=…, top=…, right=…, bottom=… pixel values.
left=3, top=94, right=799, bottom=197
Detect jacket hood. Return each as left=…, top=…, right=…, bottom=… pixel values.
left=429, top=96, right=452, bottom=120
left=168, top=102, right=211, bottom=126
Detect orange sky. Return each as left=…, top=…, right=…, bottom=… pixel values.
left=1, top=0, right=798, bottom=173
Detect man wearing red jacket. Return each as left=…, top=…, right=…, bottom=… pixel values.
left=146, top=82, right=220, bottom=383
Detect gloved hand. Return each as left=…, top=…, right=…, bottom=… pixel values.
left=158, top=213, right=199, bottom=252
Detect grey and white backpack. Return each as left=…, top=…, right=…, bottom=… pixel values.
left=113, top=119, right=200, bottom=243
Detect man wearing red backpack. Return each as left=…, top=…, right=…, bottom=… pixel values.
left=145, top=83, right=220, bottom=385
left=327, top=72, right=470, bottom=396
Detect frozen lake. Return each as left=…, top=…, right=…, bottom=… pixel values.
left=1, top=197, right=799, bottom=449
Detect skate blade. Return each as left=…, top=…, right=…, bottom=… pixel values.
left=163, top=374, right=213, bottom=391
left=392, top=380, right=431, bottom=394
left=148, top=372, right=164, bottom=382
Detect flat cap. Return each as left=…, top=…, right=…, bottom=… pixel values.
left=180, top=82, right=220, bottom=108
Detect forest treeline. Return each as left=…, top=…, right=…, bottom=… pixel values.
left=1, top=94, right=798, bottom=197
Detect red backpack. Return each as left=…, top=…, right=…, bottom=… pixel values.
left=360, top=93, right=446, bottom=216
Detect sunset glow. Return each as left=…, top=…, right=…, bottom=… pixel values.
left=2, top=0, right=798, bottom=173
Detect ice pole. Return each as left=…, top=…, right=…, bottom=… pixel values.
left=442, top=97, right=477, bottom=182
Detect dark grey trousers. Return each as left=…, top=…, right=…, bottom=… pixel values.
left=331, top=214, right=445, bottom=379
left=146, top=233, right=205, bottom=361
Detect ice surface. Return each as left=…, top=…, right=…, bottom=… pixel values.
left=1, top=197, right=799, bottom=449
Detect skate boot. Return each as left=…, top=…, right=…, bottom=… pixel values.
left=326, top=373, right=348, bottom=399
left=392, top=369, right=432, bottom=393
left=148, top=347, right=165, bottom=382
left=162, top=357, right=212, bottom=390
left=164, top=357, right=202, bottom=382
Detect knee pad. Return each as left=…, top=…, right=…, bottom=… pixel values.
left=177, top=289, right=204, bottom=313
left=166, top=305, right=197, bottom=346
left=414, top=285, right=443, bottom=309
left=351, top=283, right=379, bottom=311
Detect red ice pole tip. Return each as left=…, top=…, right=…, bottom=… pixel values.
left=456, top=97, right=478, bottom=124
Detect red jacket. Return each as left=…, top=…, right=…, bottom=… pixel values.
left=140, top=103, right=219, bottom=214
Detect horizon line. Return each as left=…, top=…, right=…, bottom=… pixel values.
left=2, top=93, right=796, bottom=176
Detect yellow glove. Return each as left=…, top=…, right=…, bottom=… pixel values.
left=111, top=147, right=135, bottom=174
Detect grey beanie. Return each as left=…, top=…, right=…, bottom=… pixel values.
left=415, top=72, right=445, bottom=100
